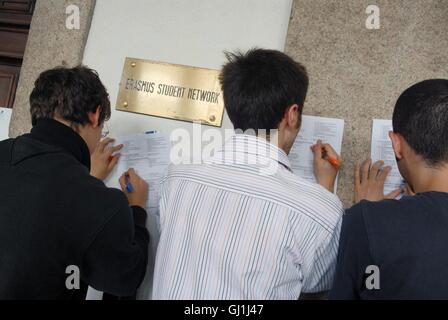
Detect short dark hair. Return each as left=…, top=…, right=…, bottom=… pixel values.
left=219, top=48, right=308, bottom=131
left=393, top=79, right=448, bottom=166
left=30, top=66, right=111, bottom=126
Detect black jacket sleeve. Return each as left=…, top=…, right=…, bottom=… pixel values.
left=329, top=203, right=374, bottom=299
left=81, top=203, right=150, bottom=297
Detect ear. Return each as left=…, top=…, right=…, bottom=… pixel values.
left=389, top=131, right=403, bottom=160
left=87, top=106, right=101, bottom=129
left=285, top=104, right=300, bottom=129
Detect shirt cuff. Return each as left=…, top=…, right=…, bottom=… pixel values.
left=131, top=206, right=147, bottom=227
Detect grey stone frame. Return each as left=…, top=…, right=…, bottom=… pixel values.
left=9, top=0, right=96, bottom=138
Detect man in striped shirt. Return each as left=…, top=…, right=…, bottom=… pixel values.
left=152, top=49, right=344, bottom=300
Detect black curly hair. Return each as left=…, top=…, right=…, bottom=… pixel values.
left=30, top=65, right=111, bottom=127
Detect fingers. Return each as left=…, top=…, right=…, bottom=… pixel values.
left=106, top=144, right=123, bottom=156
left=370, top=160, right=385, bottom=180
left=119, top=168, right=145, bottom=185
left=119, top=168, right=139, bottom=193
left=108, top=154, right=120, bottom=171
left=377, top=165, right=391, bottom=182
left=119, top=172, right=127, bottom=191
left=311, top=140, right=323, bottom=159
left=311, top=140, right=340, bottom=159
left=322, top=143, right=340, bottom=160
left=126, top=168, right=149, bottom=193
left=360, top=159, right=371, bottom=182
left=126, top=168, right=142, bottom=185
left=385, top=188, right=403, bottom=199
left=404, top=183, right=416, bottom=196
left=127, top=168, right=136, bottom=179
left=98, top=138, right=115, bottom=152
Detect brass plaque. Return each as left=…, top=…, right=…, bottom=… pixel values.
left=116, top=57, right=224, bottom=127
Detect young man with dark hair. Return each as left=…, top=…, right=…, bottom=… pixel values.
left=152, top=49, right=344, bottom=299
left=330, top=79, right=448, bottom=299
left=0, top=66, right=150, bottom=299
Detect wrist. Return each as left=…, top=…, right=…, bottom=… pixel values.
left=90, top=170, right=103, bottom=180
left=90, top=171, right=107, bottom=181
left=322, top=183, right=335, bottom=193
left=317, top=177, right=336, bottom=193
left=128, top=199, right=146, bottom=208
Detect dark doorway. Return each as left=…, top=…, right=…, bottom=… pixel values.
left=0, top=0, right=35, bottom=109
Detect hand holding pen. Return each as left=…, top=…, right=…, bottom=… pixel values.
left=119, top=168, right=149, bottom=209
left=310, top=140, right=342, bottom=193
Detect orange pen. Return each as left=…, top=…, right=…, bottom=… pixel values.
left=321, top=146, right=341, bottom=168
left=314, top=143, right=341, bottom=169
left=326, top=155, right=341, bottom=169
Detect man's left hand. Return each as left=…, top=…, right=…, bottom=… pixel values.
left=354, top=159, right=403, bottom=203
left=90, top=138, right=123, bottom=181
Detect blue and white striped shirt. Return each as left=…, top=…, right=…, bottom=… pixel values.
left=152, top=135, right=344, bottom=300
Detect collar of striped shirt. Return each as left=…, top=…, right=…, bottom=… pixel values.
left=207, top=134, right=292, bottom=173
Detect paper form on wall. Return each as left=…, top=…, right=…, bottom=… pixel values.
left=289, top=115, right=345, bottom=193
left=0, top=107, right=13, bottom=141
left=371, top=119, right=405, bottom=195
left=114, top=131, right=171, bottom=217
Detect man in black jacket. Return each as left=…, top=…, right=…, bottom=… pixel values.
left=330, top=79, right=448, bottom=299
left=0, top=66, right=150, bottom=299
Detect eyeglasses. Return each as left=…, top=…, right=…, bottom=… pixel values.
left=101, top=122, right=110, bottom=138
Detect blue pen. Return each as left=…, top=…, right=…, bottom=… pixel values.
left=125, top=174, right=134, bottom=193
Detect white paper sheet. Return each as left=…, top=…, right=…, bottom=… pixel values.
left=371, top=119, right=405, bottom=195
left=0, top=107, right=13, bottom=141
left=113, top=131, right=171, bottom=217
left=85, top=287, right=103, bottom=300
left=289, top=115, right=345, bottom=192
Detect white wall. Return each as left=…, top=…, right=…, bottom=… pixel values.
left=83, top=0, right=292, bottom=137
left=82, top=0, right=292, bottom=299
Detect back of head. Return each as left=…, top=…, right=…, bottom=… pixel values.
left=393, top=79, right=448, bottom=166
left=30, top=66, right=111, bottom=127
left=219, top=48, right=309, bottom=131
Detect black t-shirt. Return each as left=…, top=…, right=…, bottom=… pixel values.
left=330, top=192, right=448, bottom=299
